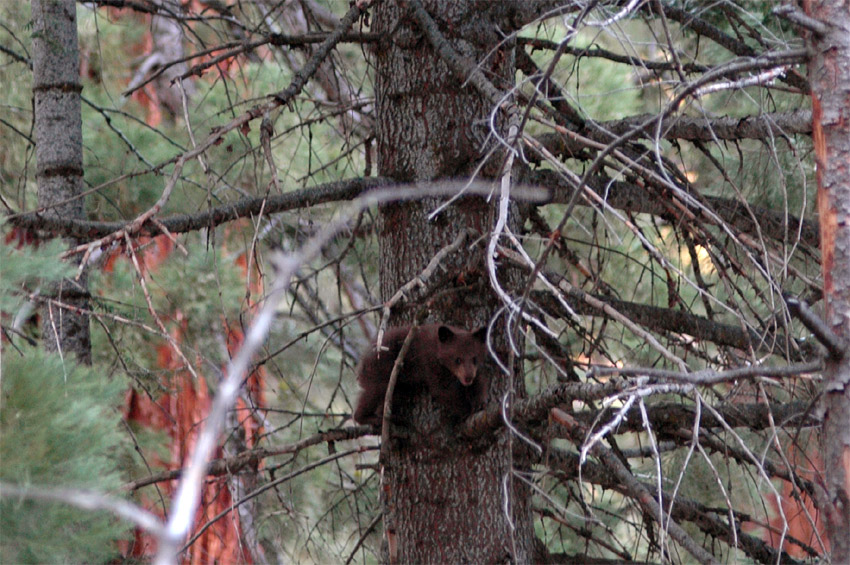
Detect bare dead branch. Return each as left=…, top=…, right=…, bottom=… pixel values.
left=180, top=447, right=375, bottom=557
left=657, top=4, right=809, bottom=92
left=551, top=408, right=717, bottom=564
left=408, top=0, right=507, bottom=109
left=774, top=4, right=829, bottom=37
left=541, top=445, right=807, bottom=563
left=271, top=1, right=373, bottom=107
left=380, top=322, right=420, bottom=459
left=460, top=378, right=629, bottom=438
left=122, top=426, right=375, bottom=491
left=345, top=512, right=382, bottom=565
left=125, top=31, right=379, bottom=97
left=8, top=177, right=391, bottom=239
left=519, top=36, right=709, bottom=76
left=570, top=399, right=820, bottom=435
left=0, top=481, right=164, bottom=536
left=590, top=360, right=822, bottom=385
left=785, top=296, right=848, bottom=359
left=531, top=288, right=813, bottom=360
left=596, top=109, right=812, bottom=142
left=526, top=168, right=819, bottom=249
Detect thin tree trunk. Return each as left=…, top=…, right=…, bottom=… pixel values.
left=374, top=1, right=533, bottom=562
left=805, top=0, right=850, bottom=561
left=31, top=0, right=91, bottom=364
left=150, top=0, right=193, bottom=119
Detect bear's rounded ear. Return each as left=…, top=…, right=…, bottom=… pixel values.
left=473, top=326, right=487, bottom=342
left=438, top=325, right=455, bottom=343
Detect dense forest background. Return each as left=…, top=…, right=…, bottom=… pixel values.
left=1, top=0, right=849, bottom=563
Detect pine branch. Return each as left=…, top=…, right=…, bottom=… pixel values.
left=569, top=398, right=820, bottom=435
left=8, top=176, right=392, bottom=239
left=520, top=167, right=819, bottom=248
left=531, top=288, right=815, bottom=359
left=590, top=360, right=822, bottom=386
left=597, top=109, right=812, bottom=142
left=123, top=426, right=376, bottom=491
left=658, top=5, right=810, bottom=92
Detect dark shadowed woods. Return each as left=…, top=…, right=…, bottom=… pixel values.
left=1, top=0, right=849, bottom=563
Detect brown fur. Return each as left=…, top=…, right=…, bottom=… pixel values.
left=353, top=324, right=488, bottom=426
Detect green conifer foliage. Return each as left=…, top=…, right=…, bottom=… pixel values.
left=0, top=348, right=131, bottom=562
left=1, top=238, right=131, bottom=562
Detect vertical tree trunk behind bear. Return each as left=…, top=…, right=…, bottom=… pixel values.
left=805, top=0, right=850, bottom=561
left=374, top=1, right=533, bottom=562
left=32, top=0, right=91, bottom=364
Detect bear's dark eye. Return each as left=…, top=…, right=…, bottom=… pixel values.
left=472, top=357, right=477, bottom=365
left=456, top=357, right=462, bottom=365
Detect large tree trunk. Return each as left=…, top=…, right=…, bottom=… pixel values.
left=805, top=0, right=850, bottom=561
left=31, top=0, right=91, bottom=364
left=374, top=1, right=533, bottom=562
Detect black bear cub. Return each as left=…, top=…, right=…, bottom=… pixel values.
left=353, top=324, right=488, bottom=426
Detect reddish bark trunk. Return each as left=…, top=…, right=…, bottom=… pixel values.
left=805, top=1, right=850, bottom=561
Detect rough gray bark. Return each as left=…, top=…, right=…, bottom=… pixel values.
left=31, top=0, right=90, bottom=364
left=374, top=1, right=533, bottom=562
left=805, top=0, right=850, bottom=561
